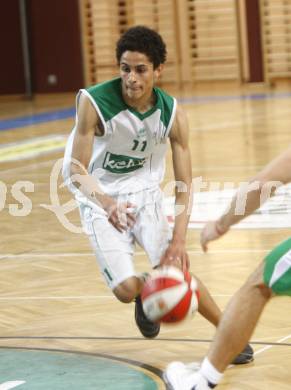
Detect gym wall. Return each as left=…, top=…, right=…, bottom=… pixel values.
left=1, top=1, right=291, bottom=94
left=0, top=1, right=26, bottom=94
left=0, top=0, right=83, bottom=95
left=80, top=0, right=291, bottom=87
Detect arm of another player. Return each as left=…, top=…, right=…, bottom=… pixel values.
left=70, top=92, right=136, bottom=232
left=160, top=104, right=192, bottom=272
left=201, top=145, right=291, bottom=251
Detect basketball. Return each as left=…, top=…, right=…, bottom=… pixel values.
left=141, top=266, right=200, bottom=323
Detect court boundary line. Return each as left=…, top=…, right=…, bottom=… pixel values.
left=0, top=337, right=291, bottom=348
left=254, top=333, right=291, bottom=356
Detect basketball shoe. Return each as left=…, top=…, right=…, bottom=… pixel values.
left=231, top=343, right=254, bottom=364
left=164, top=362, right=215, bottom=389
left=135, top=294, right=160, bottom=338
left=164, top=344, right=254, bottom=389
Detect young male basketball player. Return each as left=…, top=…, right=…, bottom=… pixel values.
left=165, top=146, right=291, bottom=388
left=63, top=26, right=251, bottom=363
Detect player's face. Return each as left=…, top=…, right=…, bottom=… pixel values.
left=119, top=51, right=162, bottom=101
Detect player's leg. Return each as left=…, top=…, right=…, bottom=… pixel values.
left=189, top=276, right=254, bottom=364
left=165, top=237, right=291, bottom=389
left=213, top=237, right=291, bottom=371
left=195, top=274, right=254, bottom=365
left=131, top=193, right=172, bottom=338
left=135, top=192, right=222, bottom=326
left=136, top=190, right=252, bottom=360
left=112, top=277, right=142, bottom=303
left=209, top=236, right=291, bottom=370
left=165, top=262, right=269, bottom=389
left=80, top=203, right=141, bottom=303
left=207, top=262, right=270, bottom=372
left=194, top=275, right=221, bottom=327
left=82, top=205, right=160, bottom=337
left=87, top=213, right=139, bottom=301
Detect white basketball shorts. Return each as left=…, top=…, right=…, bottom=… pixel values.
left=79, top=188, right=172, bottom=289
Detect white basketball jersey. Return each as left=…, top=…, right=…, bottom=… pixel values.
left=63, top=78, right=177, bottom=201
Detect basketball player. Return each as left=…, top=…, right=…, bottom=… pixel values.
left=62, top=26, right=251, bottom=363
left=165, top=146, right=291, bottom=388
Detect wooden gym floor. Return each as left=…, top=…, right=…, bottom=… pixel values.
left=0, top=83, right=291, bottom=389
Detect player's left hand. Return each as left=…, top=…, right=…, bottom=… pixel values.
left=159, top=238, right=189, bottom=272
left=200, top=220, right=228, bottom=252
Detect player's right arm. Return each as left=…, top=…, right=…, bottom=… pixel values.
left=69, top=92, right=135, bottom=232
left=201, top=146, right=291, bottom=251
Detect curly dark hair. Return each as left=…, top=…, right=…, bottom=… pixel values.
left=116, top=26, right=167, bottom=69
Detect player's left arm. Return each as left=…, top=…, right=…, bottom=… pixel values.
left=160, top=104, right=192, bottom=272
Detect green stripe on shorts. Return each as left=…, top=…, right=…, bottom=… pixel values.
left=264, top=238, right=291, bottom=296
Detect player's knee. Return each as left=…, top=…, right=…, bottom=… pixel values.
left=245, top=262, right=264, bottom=286
left=115, top=293, right=133, bottom=304
left=113, top=277, right=141, bottom=303
left=243, top=262, right=272, bottom=299
left=244, top=262, right=269, bottom=286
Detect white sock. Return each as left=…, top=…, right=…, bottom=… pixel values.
left=200, top=357, right=223, bottom=385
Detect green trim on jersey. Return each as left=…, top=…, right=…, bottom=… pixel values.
left=153, top=87, right=175, bottom=133
left=86, top=78, right=174, bottom=129
left=264, top=238, right=291, bottom=296
left=87, top=79, right=126, bottom=122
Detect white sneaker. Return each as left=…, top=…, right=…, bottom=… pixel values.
left=164, top=362, right=212, bottom=390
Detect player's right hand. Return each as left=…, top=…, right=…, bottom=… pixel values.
left=103, top=198, right=136, bottom=232
left=200, top=220, right=227, bottom=252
